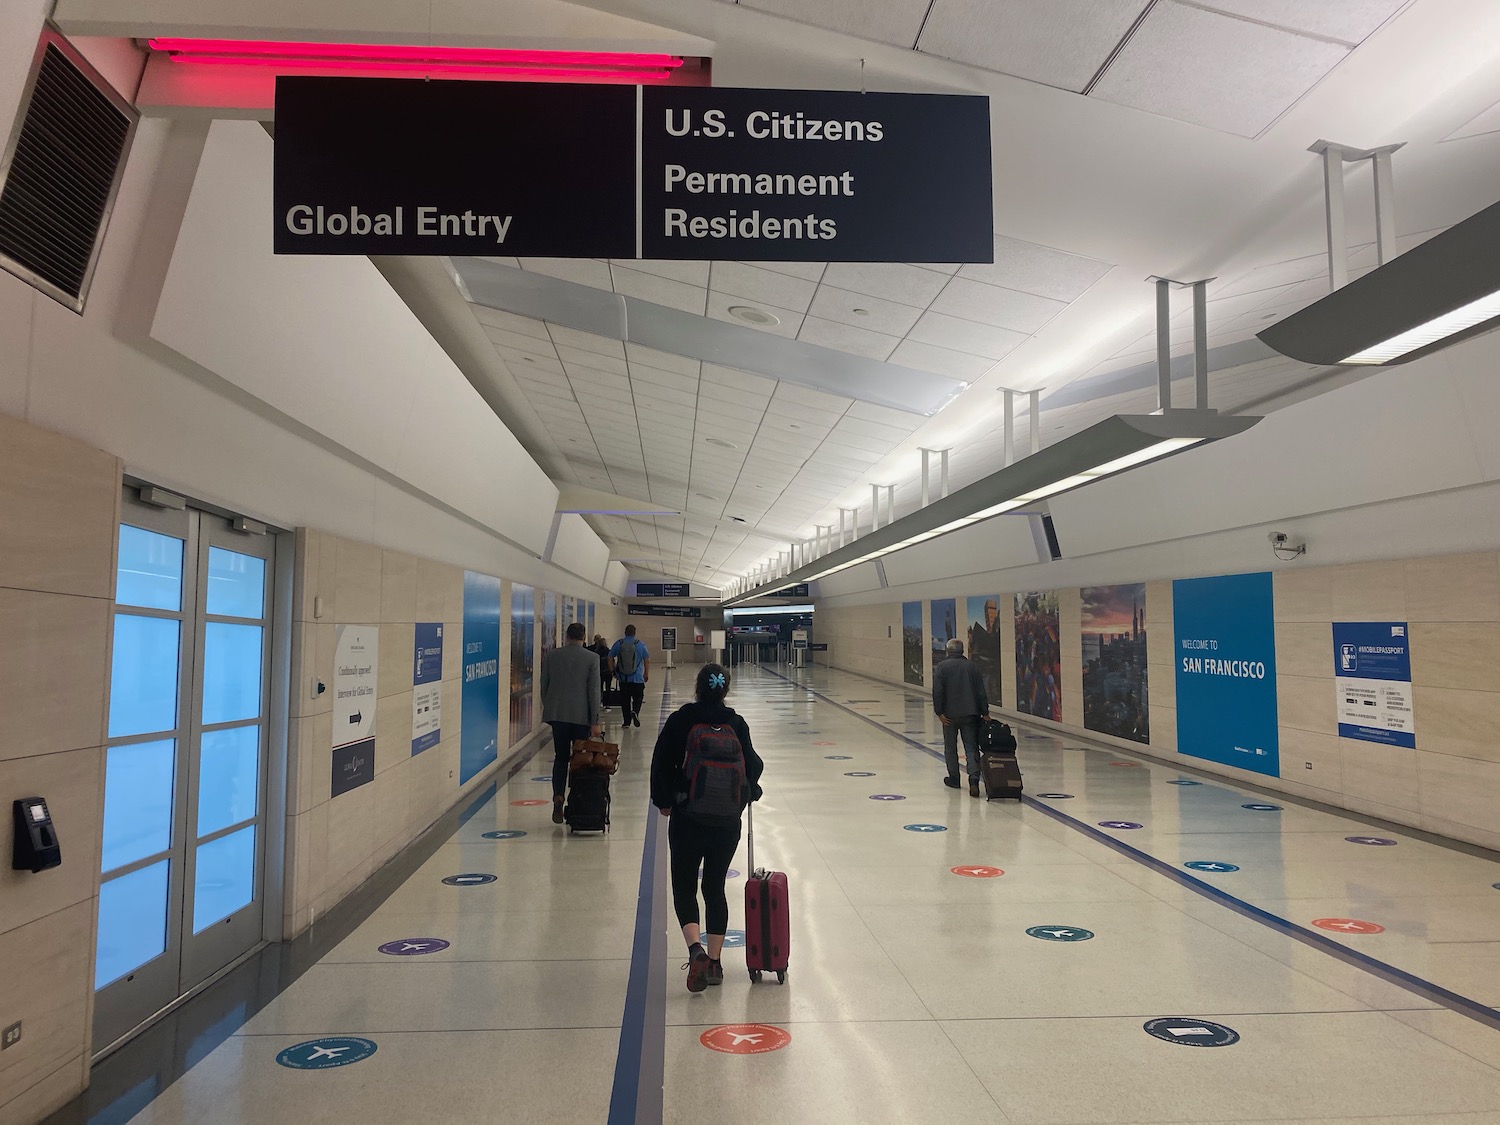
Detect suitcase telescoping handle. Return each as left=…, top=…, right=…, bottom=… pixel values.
left=746, top=800, right=754, bottom=875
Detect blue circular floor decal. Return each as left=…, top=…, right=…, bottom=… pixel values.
left=1346, top=836, right=1397, bottom=846
left=1026, top=925, right=1094, bottom=942
left=1098, top=820, right=1143, bottom=830
left=869, top=794, right=907, bottom=801
left=1036, top=793, right=1075, bottom=799
left=482, top=830, right=527, bottom=840
left=903, top=823, right=947, bottom=833
left=844, top=771, right=876, bottom=777
left=276, top=1037, right=378, bottom=1069
left=1143, top=1018, right=1240, bottom=1048
left=824, top=755, right=853, bottom=760
left=378, top=938, right=451, bottom=956
left=531, top=775, right=551, bottom=782
left=1168, top=779, right=1202, bottom=786
left=442, top=873, right=497, bottom=886
left=697, top=866, right=740, bottom=879
left=1184, top=861, right=1240, bottom=873
left=720, top=929, right=746, bottom=949
left=1242, top=803, right=1282, bottom=811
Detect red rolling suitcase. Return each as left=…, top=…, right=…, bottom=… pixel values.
left=743, top=803, right=790, bottom=984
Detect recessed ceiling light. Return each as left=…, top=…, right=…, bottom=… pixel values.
left=727, top=305, right=781, bottom=326
left=732, top=516, right=746, bottom=523
left=705, top=437, right=737, bottom=449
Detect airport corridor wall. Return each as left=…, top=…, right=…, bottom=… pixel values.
left=818, top=551, right=1500, bottom=852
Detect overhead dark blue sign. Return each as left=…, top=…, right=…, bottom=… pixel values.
left=635, top=582, right=690, bottom=598
left=628, top=604, right=700, bottom=617
left=273, top=78, right=993, bottom=262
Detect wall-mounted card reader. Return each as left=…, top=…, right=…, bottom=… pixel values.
left=12, top=797, right=61, bottom=873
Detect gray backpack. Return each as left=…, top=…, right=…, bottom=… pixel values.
left=616, top=639, right=638, bottom=676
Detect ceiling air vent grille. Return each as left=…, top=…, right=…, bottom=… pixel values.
left=0, top=31, right=137, bottom=313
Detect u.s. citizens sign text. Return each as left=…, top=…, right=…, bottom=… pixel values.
left=273, top=78, right=992, bottom=262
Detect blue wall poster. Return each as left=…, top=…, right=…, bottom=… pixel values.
left=412, top=622, right=443, bottom=756
left=1333, top=621, right=1416, bottom=748
left=1173, top=572, right=1279, bottom=777
left=460, top=572, right=501, bottom=784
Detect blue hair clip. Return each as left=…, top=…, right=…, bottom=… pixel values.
left=709, top=672, right=726, bottom=689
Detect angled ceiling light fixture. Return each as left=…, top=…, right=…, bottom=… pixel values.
left=723, top=276, right=1263, bottom=608
left=719, top=411, right=1255, bottom=607
left=1259, top=143, right=1500, bottom=367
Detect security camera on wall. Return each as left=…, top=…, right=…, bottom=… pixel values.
left=1269, top=530, right=1307, bottom=560
left=610, top=596, right=620, bottom=605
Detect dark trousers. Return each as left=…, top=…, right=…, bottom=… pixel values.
left=620, top=681, right=645, bottom=723
left=668, top=811, right=741, bottom=934
left=548, top=721, right=590, bottom=798
left=943, top=715, right=982, bottom=781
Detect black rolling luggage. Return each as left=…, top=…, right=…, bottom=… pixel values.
left=564, top=771, right=611, bottom=833
left=979, top=719, right=1023, bottom=801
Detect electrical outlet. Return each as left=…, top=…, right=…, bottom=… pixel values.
left=3, top=1021, right=21, bottom=1050
left=1305, top=761, right=1314, bottom=770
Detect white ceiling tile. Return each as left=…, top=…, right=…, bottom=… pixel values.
left=611, top=259, right=711, bottom=287
left=739, top=260, right=828, bottom=283
left=612, top=265, right=709, bottom=315
left=495, top=347, right=565, bottom=377
left=471, top=304, right=550, bottom=340
left=957, top=236, right=1113, bottom=301
left=709, top=261, right=820, bottom=314
left=796, top=316, right=901, bottom=361
left=806, top=284, right=923, bottom=336
left=629, top=364, right=701, bottom=394
left=700, top=385, right=774, bottom=413
left=845, top=401, right=926, bottom=430
left=738, top=0, right=929, bottom=48
left=1090, top=3, right=1350, bottom=138
left=888, top=339, right=996, bottom=384
left=769, top=382, right=854, bottom=413
left=908, top=311, right=1029, bottom=361
left=520, top=257, right=613, bottom=290
left=820, top=262, right=950, bottom=306
left=702, top=364, right=778, bottom=396
left=556, top=345, right=628, bottom=376
left=919, top=0, right=1145, bottom=91
left=705, top=290, right=805, bottom=338
left=624, top=343, right=702, bottom=377
left=1187, top=0, right=1407, bottom=44
left=930, top=277, right=1068, bottom=333
left=548, top=326, right=626, bottom=361
left=481, top=324, right=559, bottom=359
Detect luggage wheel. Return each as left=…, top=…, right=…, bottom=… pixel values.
left=776, top=970, right=787, bottom=985
left=749, top=969, right=762, bottom=983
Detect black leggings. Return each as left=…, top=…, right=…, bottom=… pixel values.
left=667, top=812, right=741, bottom=935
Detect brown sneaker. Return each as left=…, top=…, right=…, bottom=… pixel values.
left=969, top=779, right=981, bottom=798
left=552, top=795, right=565, bottom=824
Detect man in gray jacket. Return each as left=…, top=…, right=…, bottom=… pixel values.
left=932, top=637, right=990, bottom=798
left=541, top=622, right=604, bottom=823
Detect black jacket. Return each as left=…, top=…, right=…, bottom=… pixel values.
left=650, top=700, right=764, bottom=812
left=932, top=654, right=989, bottom=719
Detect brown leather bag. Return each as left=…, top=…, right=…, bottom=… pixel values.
left=569, top=738, right=620, bottom=775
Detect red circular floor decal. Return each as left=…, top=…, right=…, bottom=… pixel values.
left=1312, top=917, right=1385, bottom=934
left=950, top=865, right=1005, bottom=878
left=700, top=1024, right=792, bottom=1054
left=510, top=799, right=549, bottom=807
left=811, top=741, right=837, bottom=746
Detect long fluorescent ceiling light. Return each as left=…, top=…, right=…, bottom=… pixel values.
left=452, top=257, right=967, bottom=416
left=720, top=411, right=1259, bottom=607
left=1258, top=196, right=1500, bottom=367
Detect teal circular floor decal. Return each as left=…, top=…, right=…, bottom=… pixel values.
left=482, top=830, right=527, bottom=840
left=903, top=823, right=947, bottom=832
left=442, top=873, right=497, bottom=886
left=1098, top=820, right=1143, bottom=830
left=1242, top=803, right=1282, bottom=811
left=531, top=775, right=551, bottom=782
left=1026, top=925, right=1094, bottom=942
left=869, top=794, right=906, bottom=801
left=1168, top=779, right=1202, bottom=786
left=1346, top=836, right=1397, bottom=846
left=1143, top=1018, right=1239, bottom=1048
left=276, top=1037, right=378, bottom=1069
left=844, top=771, right=876, bottom=777
left=1184, top=861, right=1240, bottom=873
left=1036, top=793, right=1074, bottom=799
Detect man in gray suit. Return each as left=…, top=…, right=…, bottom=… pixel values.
left=541, top=622, right=604, bottom=823
left=932, top=637, right=990, bottom=798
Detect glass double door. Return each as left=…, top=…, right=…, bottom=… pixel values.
left=93, top=491, right=278, bottom=1052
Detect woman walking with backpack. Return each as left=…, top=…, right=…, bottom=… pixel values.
left=650, top=663, right=764, bottom=992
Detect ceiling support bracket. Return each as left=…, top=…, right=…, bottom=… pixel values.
left=1147, top=276, right=1216, bottom=411
left=1309, top=139, right=1406, bottom=292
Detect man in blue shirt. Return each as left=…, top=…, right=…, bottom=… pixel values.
left=609, top=624, right=651, bottom=728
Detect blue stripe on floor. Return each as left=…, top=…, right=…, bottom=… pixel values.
left=607, top=670, right=676, bottom=1125
left=771, top=666, right=1500, bottom=1034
